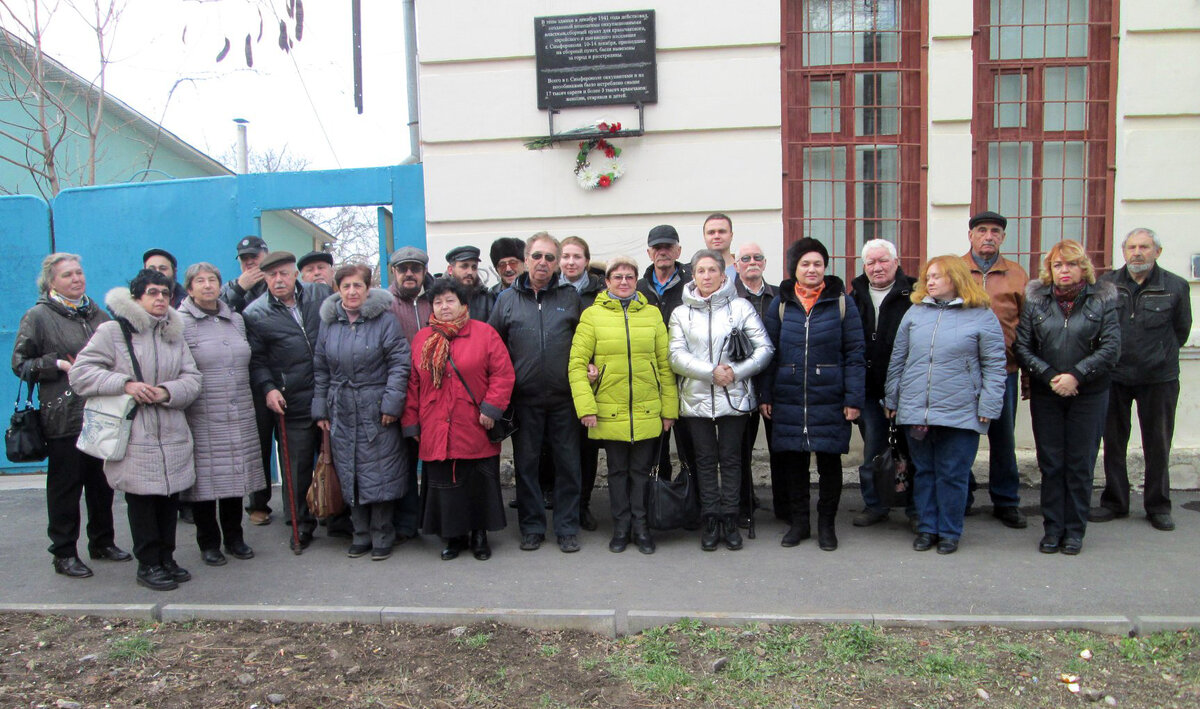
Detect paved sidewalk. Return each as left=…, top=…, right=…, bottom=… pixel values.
left=1, top=479, right=1197, bottom=635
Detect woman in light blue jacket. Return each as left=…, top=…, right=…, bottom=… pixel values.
left=884, top=255, right=1006, bottom=555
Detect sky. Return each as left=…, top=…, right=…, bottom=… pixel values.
left=11, top=0, right=411, bottom=171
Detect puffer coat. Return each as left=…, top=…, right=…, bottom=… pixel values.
left=178, top=298, right=266, bottom=502
left=1015, top=280, right=1120, bottom=396
left=569, top=291, right=679, bottom=442
left=69, top=288, right=202, bottom=495
left=669, top=279, right=774, bottom=418
left=12, top=294, right=110, bottom=439
left=884, top=297, right=1007, bottom=434
left=402, top=319, right=515, bottom=461
left=488, top=274, right=580, bottom=405
left=312, top=289, right=412, bottom=506
left=760, top=277, right=866, bottom=454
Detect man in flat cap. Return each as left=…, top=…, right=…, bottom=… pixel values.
left=489, top=237, right=526, bottom=297
left=242, top=251, right=333, bottom=551
left=220, top=236, right=270, bottom=314
left=962, top=210, right=1029, bottom=529
left=297, top=251, right=335, bottom=287
left=143, top=248, right=187, bottom=308
left=446, top=245, right=494, bottom=322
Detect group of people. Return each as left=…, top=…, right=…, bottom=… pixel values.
left=12, top=211, right=1190, bottom=591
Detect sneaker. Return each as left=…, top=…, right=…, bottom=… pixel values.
left=852, top=509, right=889, bottom=527
left=347, top=543, right=371, bottom=558
left=993, top=506, right=1028, bottom=529
left=249, top=510, right=271, bottom=526
left=519, top=533, right=544, bottom=551
left=557, top=535, right=580, bottom=553
left=1148, top=513, right=1176, bottom=531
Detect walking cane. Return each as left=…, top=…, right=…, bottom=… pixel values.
left=277, top=412, right=303, bottom=555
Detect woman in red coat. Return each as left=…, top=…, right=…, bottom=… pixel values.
left=402, top=278, right=515, bottom=561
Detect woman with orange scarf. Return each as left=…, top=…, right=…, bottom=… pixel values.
left=402, top=278, right=515, bottom=561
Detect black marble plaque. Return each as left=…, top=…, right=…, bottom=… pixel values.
left=535, top=10, right=657, bottom=109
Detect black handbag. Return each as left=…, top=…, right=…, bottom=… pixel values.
left=6, top=377, right=48, bottom=463
left=447, top=355, right=518, bottom=443
left=727, top=327, right=754, bottom=363
left=871, top=420, right=913, bottom=508
left=645, top=432, right=700, bottom=530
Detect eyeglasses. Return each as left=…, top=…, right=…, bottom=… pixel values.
left=145, top=288, right=172, bottom=299
left=738, top=254, right=765, bottom=263
left=392, top=263, right=424, bottom=274
left=608, top=274, right=637, bottom=282
left=530, top=252, right=557, bottom=262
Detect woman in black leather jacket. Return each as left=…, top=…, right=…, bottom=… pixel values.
left=1016, top=240, right=1120, bottom=556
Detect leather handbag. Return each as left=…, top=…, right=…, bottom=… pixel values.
left=645, top=432, right=700, bottom=530
left=872, top=420, right=913, bottom=508
left=448, top=355, right=518, bottom=443
left=76, top=321, right=141, bottom=462
left=5, top=378, right=48, bottom=463
left=307, top=429, right=345, bottom=518
left=727, top=327, right=754, bottom=362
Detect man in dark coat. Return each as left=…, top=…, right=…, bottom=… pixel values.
left=445, top=245, right=494, bottom=322
left=488, top=233, right=583, bottom=553
left=220, top=236, right=270, bottom=314
left=243, top=251, right=332, bottom=551
left=1092, top=227, right=1193, bottom=532
left=849, top=239, right=916, bottom=528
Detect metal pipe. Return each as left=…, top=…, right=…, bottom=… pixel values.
left=402, top=0, right=421, bottom=162
left=234, top=118, right=249, bottom=173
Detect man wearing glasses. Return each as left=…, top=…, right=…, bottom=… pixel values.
left=489, top=233, right=583, bottom=553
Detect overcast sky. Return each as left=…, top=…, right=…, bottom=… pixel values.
left=14, top=0, right=411, bottom=171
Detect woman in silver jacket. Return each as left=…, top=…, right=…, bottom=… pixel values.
left=669, top=250, right=773, bottom=551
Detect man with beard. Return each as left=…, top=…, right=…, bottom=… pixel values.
left=489, top=237, right=526, bottom=297
left=142, top=249, right=187, bottom=308
left=445, top=245, right=494, bottom=322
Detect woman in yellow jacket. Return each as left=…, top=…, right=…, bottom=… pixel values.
left=569, top=256, right=679, bottom=555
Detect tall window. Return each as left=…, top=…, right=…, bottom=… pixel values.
left=782, top=0, right=925, bottom=281
left=972, top=0, right=1116, bottom=271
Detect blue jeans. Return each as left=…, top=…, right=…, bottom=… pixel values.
left=907, top=426, right=980, bottom=541
left=968, top=372, right=1021, bottom=509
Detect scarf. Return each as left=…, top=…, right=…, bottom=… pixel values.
left=1053, top=281, right=1085, bottom=318
left=421, top=310, right=470, bottom=388
left=49, top=290, right=90, bottom=312
left=794, top=281, right=825, bottom=313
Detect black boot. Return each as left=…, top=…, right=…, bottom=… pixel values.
left=722, top=514, right=743, bottom=550
left=817, top=515, right=838, bottom=551
left=700, top=516, right=720, bottom=551
left=470, top=530, right=491, bottom=561
left=781, top=515, right=810, bottom=547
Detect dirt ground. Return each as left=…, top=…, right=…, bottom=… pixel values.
left=1, top=613, right=1198, bottom=708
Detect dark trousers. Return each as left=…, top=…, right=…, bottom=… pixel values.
left=785, top=450, right=843, bottom=523
left=686, top=416, right=747, bottom=517
left=513, top=401, right=581, bottom=536
left=125, top=492, right=179, bottom=566
left=278, top=417, right=319, bottom=534
left=603, top=438, right=657, bottom=536
left=246, top=397, right=277, bottom=513
left=1102, top=380, right=1179, bottom=515
left=352, top=501, right=396, bottom=549
left=391, top=438, right=421, bottom=536
left=656, top=420, right=697, bottom=482
left=45, top=436, right=115, bottom=559
left=968, top=371, right=1021, bottom=509
left=579, top=428, right=601, bottom=509
left=738, top=412, right=788, bottom=520
left=1031, top=388, right=1107, bottom=540
left=193, top=497, right=244, bottom=551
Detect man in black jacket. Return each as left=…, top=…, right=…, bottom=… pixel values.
left=220, top=236, right=270, bottom=313
left=243, top=251, right=333, bottom=551
left=488, top=233, right=582, bottom=553
left=445, top=245, right=494, bottom=322
left=849, top=239, right=916, bottom=529
left=1092, top=228, right=1193, bottom=532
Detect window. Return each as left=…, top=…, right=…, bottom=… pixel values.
left=972, top=0, right=1116, bottom=272
left=782, top=0, right=925, bottom=281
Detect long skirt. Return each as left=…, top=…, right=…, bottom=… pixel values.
left=420, top=456, right=507, bottom=538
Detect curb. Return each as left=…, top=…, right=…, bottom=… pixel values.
left=625, top=611, right=874, bottom=635
left=0, top=603, right=159, bottom=621
left=161, top=604, right=384, bottom=624
left=382, top=607, right=616, bottom=636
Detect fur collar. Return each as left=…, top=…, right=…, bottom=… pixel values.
left=104, top=287, right=184, bottom=341
left=320, top=287, right=395, bottom=323
left=1025, top=279, right=1116, bottom=302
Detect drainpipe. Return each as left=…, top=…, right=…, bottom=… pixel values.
left=233, top=118, right=249, bottom=173
left=400, top=0, right=421, bottom=164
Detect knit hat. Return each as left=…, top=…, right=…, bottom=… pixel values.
left=489, top=237, right=526, bottom=268
left=789, top=237, right=830, bottom=267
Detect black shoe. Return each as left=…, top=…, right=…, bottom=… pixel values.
left=470, top=531, right=492, bottom=560
left=633, top=532, right=656, bottom=555
left=178, top=505, right=194, bottom=525
left=936, top=538, right=959, bottom=555
left=508, top=498, right=518, bottom=509
left=993, top=506, right=1028, bottom=529
left=201, top=548, right=227, bottom=566
left=88, top=544, right=132, bottom=562
left=852, top=509, right=889, bottom=527
left=1148, top=513, right=1176, bottom=531
left=579, top=506, right=598, bottom=532
left=737, top=513, right=752, bottom=530
left=290, top=531, right=313, bottom=552
left=1038, top=535, right=1060, bottom=554
left=224, top=541, right=254, bottom=560
left=557, top=534, right=581, bottom=553
left=1061, top=537, right=1083, bottom=555
left=371, top=547, right=392, bottom=561
left=347, top=543, right=371, bottom=558
left=781, top=521, right=810, bottom=548
left=53, top=556, right=93, bottom=578
left=700, top=516, right=721, bottom=552
left=912, top=533, right=938, bottom=551
left=1088, top=506, right=1123, bottom=523
left=608, top=534, right=629, bottom=553
left=441, top=536, right=467, bottom=561
left=161, top=559, right=191, bottom=583
left=519, top=533, right=544, bottom=551
left=722, top=515, right=743, bottom=551
left=136, top=564, right=178, bottom=591
left=817, top=519, right=837, bottom=551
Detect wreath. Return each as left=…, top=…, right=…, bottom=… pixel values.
left=573, top=122, right=623, bottom=190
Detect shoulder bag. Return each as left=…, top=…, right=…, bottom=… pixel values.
left=871, top=420, right=913, bottom=508
left=5, top=377, right=48, bottom=463
left=646, top=432, right=701, bottom=530
left=307, top=429, right=345, bottom=518
left=447, top=355, right=517, bottom=443
left=76, top=321, right=140, bottom=462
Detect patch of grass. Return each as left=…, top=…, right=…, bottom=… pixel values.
left=455, top=632, right=492, bottom=650
left=1119, top=630, right=1195, bottom=665
left=538, top=643, right=560, bottom=658
left=823, top=623, right=884, bottom=663
left=996, top=641, right=1043, bottom=664
left=694, top=627, right=736, bottom=654
left=579, top=656, right=602, bottom=671
left=107, top=636, right=156, bottom=663
left=673, top=617, right=704, bottom=634
left=536, top=693, right=569, bottom=708
left=917, top=650, right=983, bottom=681
left=1052, top=630, right=1093, bottom=648
left=606, top=628, right=694, bottom=695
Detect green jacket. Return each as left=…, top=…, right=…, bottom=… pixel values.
left=569, top=291, right=678, bottom=442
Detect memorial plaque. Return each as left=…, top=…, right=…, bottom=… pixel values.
left=535, top=10, right=657, bottom=110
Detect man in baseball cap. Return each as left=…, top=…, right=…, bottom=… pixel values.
left=220, top=236, right=270, bottom=314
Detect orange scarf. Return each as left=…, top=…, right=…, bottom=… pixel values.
left=421, top=310, right=469, bottom=388
left=794, top=281, right=825, bottom=313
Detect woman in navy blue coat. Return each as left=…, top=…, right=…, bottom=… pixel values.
left=760, top=238, right=866, bottom=551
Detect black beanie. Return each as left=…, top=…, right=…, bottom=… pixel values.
left=787, top=237, right=830, bottom=275
left=489, top=237, right=526, bottom=268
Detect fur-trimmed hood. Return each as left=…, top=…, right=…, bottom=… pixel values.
left=1025, top=278, right=1117, bottom=303
left=104, top=287, right=184, bottom=341
left=320, top=287, right=395, bottom=323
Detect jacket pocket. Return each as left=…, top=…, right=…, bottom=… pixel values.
left=1139, top=295, right=1173, bottom=329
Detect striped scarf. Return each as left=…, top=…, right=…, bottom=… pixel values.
left=49, top=290, right=90, bottom=312
left=421, top=310, right=470, bottom=388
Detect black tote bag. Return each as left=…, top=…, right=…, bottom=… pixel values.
left=646, top=432, right=700, bottom=530
left=6, top=378, right=48, bottom=463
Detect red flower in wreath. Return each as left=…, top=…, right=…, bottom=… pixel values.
left=598, top=175, right=612, bottom=187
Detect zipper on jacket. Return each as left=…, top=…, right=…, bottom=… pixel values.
left=624, top=306, right=635, bottom=442
left=707, top=300, right=716, bottom=419
left=922, top=304, right=948, bottom=425
left=802, top=310, right=811, bottom=446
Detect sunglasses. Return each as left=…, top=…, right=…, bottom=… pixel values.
left=530, top=252, right=557, bottom=262
left=145, top=288, right=172, bottom=299
left=738, top=254, right=765, bottom=263
left=392, top=263, right=424, bottom=274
